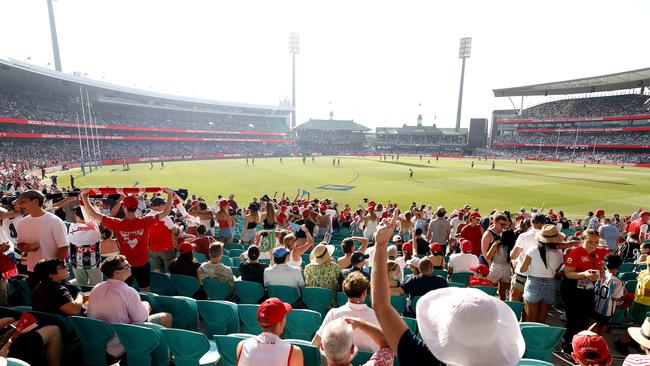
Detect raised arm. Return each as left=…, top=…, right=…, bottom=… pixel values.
left=351, top=236, right=369, bottom=252
left=371, top=209, right=408, bottom=352
left=108, top=195, right=125, bottom=217
left=159, top=188, right=174, bottom=218
left=344, top=317, right=390, bottom=349
left=80, top=189, right=106, bottom=222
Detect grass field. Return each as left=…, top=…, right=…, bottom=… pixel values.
left=59, top=156, right=650, bottom=219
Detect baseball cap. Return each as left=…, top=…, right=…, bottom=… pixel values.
left=470, top=264, right=489, bottom=276
left=219, top=199, right=229, bottom=207
left=272, top=247, right=290, bottom=259
left=247, top=246, right=260, bottom=261
left=392, top=234, right=403, bottom=243
left=350, top=251, right=369, bottom=265
left=387, top=245, right=398, bottom=256
left=14, top=189, right=45, bottom=204
left=123, top=195, right=139, bottom=209
left=257, top=298, right=292, bottom=327
left=178, top=241, right=196, bottom=254
left=151, top=197, right=166, bottom=206
left=430, top=243, right=442, bottom=254
left=292, top=206, right=299, bottom=213
left=531, top=213, right=546, bottom=224
left=572, top=331, right=610, bottom=366
left=640, top=210, right=650, bottom=218
left=460, top=239, right=473, bottom=253
left=469, top=211, right=481, bottom=219
left=402, top=242, right=413, bottom=252
left=407, top=257, right=421, bottom=268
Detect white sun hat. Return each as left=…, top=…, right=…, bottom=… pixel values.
left=416, top=287, right=525, bottom=366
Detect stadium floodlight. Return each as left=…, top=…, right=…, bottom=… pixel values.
left=455, top=37, right=472, bottom=130
left=46, top=0, right=62, bottom=71
left=288, top=32, right=299, bottom=129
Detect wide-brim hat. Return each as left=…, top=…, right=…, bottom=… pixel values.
left=416, top=287, right=525, bottom=366
left=629, top=318, right=650, bottom=349
left=309, top=244, right=335, bottom=264
left=536, top=224, right=566, bottom=244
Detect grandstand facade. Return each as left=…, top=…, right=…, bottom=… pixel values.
left=491, top=69, right=650, bottom=164
left=0, top=58, right=295, bottom=170
left=294, top=118, right=370, bottom=155
left=375, top=115, right=468, bottom=154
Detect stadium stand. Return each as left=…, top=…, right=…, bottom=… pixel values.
left=293, top=118, right=371, bottom=155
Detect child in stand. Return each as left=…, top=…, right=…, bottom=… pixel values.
left=635, top=243, right=650, bottom=264
left=589, top=254, right=624, bottom=336
left=469, top=264, right=495, bottom=287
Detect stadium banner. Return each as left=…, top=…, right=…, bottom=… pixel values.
left=0, top=117, right=287, bottom=136
left=495, top=114, right=650, bottom=124
left=0, top=131, right=294, bottom=143
left=515, top=126, right=650, bottom=133
left=491, top=142, right=650, bottom=149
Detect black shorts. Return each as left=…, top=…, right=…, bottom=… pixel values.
left=592, top=312, right=611, bottom=326
left=10, top=329, right=44, bottom=365
left=126, top=263, right=151, bottom=288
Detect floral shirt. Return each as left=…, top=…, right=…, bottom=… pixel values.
left=199, top=261, right=234, bottom=288
left=364, top=347, right=394, bottom=366
left=304, top=261, right=340, bottom=293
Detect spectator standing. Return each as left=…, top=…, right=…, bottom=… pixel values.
left=193, top=224, right=216, bottom=259
left=148, top=196, right=177, bottom=273
left=590, top=255, right=624, bottom=336
left=459, top=211, right=484, bottom=257
left=598, top=218, right=619, bottom=251
left=509, top=213, right=546, bottom=303
left=67, top=206, right=102, bottom=286
left=427, top=207, right=450, bottom=253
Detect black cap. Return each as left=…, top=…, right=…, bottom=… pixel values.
left=247, top=246, right=260, bottom=261
left=350, top=251, right=369, bottom=265
left=531, top=213, right=547, bottom=224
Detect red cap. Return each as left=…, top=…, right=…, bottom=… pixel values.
left=595, top=209, right=605, bottom=217
left=458, top=208, right=465, bottom=213
left=402, top=242, right=413, bottom=252
left=430, top=243, right=442, bottom=254
left=292, top=206, right=299, bottom=213
left=381, top=211, right=390, bottom=219
left=367, top=207, right=375, bottom=213
left=470, top=264, right=489, bottom=276
left=219, top=199, right=229, bottom=207
left=179, top=241, right=196, bottom=254
left=574, top=231, right=582, bottom=237
left=469, top=211, right=481, bottom=219
left=368, top=200, right=375, bottom=206
left=302, top=210, right=311, bottom=218
left=460, top=239, right=473, bottom=253
left=515, top=214, right=525, bottom=221
left=640, top=211, right=650, bottom=218
left=319, top=207, right=326, bottom=214
left=572, top=331, right=610, bottom=366
left=280, top=205, right=287, bottom=212
left=257, top=298, right=292, bottom=327
left=123, top=195, right=139, bottom=209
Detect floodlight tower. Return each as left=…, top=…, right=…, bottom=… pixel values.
left=455, top=37, right=472, bottom=130
left=288, top=32, right=300, bottom=129
left=46, top=0, right=62, bottom=71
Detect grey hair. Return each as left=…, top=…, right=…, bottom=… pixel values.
left=321, top=318, right=355, bottom=363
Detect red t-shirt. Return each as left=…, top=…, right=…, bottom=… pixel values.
left=149, top=217, right=175, bottom=252
left=460, top=224, right=483, bottom=257
left=563, top=246, right=610, bottom=272
left=193, top=236, right=215, bottom=258
left=102, top=215, right=159, bottom=266
left=470, top=276, right=495, bottom=287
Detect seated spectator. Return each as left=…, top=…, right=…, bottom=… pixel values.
left=635, top=243, right=650, bottom=265
left=387, top=260, right=404, bottom=296
left=427, top=243, right=445, bottom=269
left=370, top=212, right=524, bottom=365
left=571, top=331, right=612, bottom=366
left=320, top=318, right=393, bottom=366
left=31, top=258, right=83, bottom=316
left=240, top=246, right=268, bottom=285
left=236, top=298, right=303, bottom=366
left=447, top=239, right=479, bottom=276
left=169, top=242, right=201, bottom=278
left=313, top=271, right=380, bottom=352
left=193, top=224, right=215, bottom=259
left=67, top=206, right=102, bottom=286
left=338, top=237, right=369, bottom=270
left=402, top=258, right=448, bottom=301
left=264, top=247, right=305, bottom=289
left=199, top=242, right=234, bottom=289
left=87, top=256, right=172, bottom=360
left=625, top=318, right=650, bottom=364
left=395, top=241, right=413, bottom=273
left=469, top=264, right=495, bottom=287
left=0, top=317, right=62, bottom=366
left=338, top=251, right=370, bottom=286
left=304, top=243, right=340, bottom=295
left=406, top=257, right=421, bottom=276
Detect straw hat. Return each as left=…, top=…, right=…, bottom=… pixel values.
left=309, top=243, right=335, bottom=265
left=536, top=224, right=566, bottom=244
left=629, top=318, right=650, bottom=349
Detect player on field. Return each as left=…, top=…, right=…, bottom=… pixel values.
left=409, top=169, right=414, bottom=181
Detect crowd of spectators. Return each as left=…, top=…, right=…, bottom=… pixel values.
left=513, top=94, right=650, bottom=120
left=494, top=131, right=650, bottom=146
left=485, top=148, right=650, bottom=164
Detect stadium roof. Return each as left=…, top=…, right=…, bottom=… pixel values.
left=294, top=119, right=371, bottom=131
left=376, top=125, right=467, bottom=135
left=493, top=67, right=650, bottom=97
left=0, top=57, right=292, bottom=113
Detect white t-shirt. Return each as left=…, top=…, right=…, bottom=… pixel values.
left=67, top=221, right=101, bottom=246
left=524, top=246, right=563, bottom=278
left=513, top=228, right=540, bottom=275
left=365, top=246, right=376, bottom=268
left=316, top=302, right=380, bottom=352
left=449, top=217, right=462, bottom=239
left=447, top=253, right=479, bottom=273
left=16, top=212, right=68, bottom=271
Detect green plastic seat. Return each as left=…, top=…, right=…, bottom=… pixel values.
left=112, top=323, right=160, bottom=365
left=410, top=296, right=422, bottom=313
left=286, top=339, right=322, bottom=366
left=473, top=285, right=498, bottom=296
left=232, top=257, right=241, bottom=267
left=619, top=263, right=636, bottom=273
left=214, top=334, right=250, bottom=366
left=352, top=350, right=374, bottom=366
left=156, top=295, right=200, bottom=330
left=610, top=308, right=626, bottom=324
left=230, top=266, right=241, bottom=277
left=520, top=322, right=549, bottom=329
left=518, top=359, right=554, bottom=365
left=625, top=280, right=638, bottom=292
left=170, top=274, right=201, bottom=297
left=637, top=264, right=648, bottom=272
left=284, top=309, right=322, bottom=340
left=6, top=359, right=30, bottom=366
left=302, top=287, right=333, bottom=317
left=194, top=253, right=208, bottom=263
left=234, top=281, right=265, bottom=304
left=259, top=259, right=271, bottom=266
left=229, top=249, right=244, bottom=258
left=505, top=301, right=525, bottom=320
left=225, top=243, right=245, bottom=251
left=268, top=285, right=300, bottom=305
left=150, top=272, right=174, bottom=295
left=239, top=304, right=263, bottom=334
left=336, top=292, right=372, bottom=307
left=401, top=316, right=417, bottom=334
left=450, top=272, right=471, bottom=286
left=140, top=291, right=163, bottom=314
left=391, top=295, right=407, bottom=315
left=68, top=316, right=114, bottom=366
left=8, top=279, right=31, bottom=306
left=197, top=300, right=239, bottom=336
left=619, top=272, right=638, bottom=281
left=138, top=323, right=171, bottom=366
left=432, top=269, right=448, bottom=278
left=162, top=328, right=221, bottom=366
left=202, top=278, right=233, bottom=300
left=220, top=256, right=234, bottom=266
left=521, top=326, right=566, bottom=362
left=448, top=281, right=466, bottom=288
left=0, top=306, right=24, bottom=320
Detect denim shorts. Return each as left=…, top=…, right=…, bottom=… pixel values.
left=523, top=275, right=556, bottom=304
